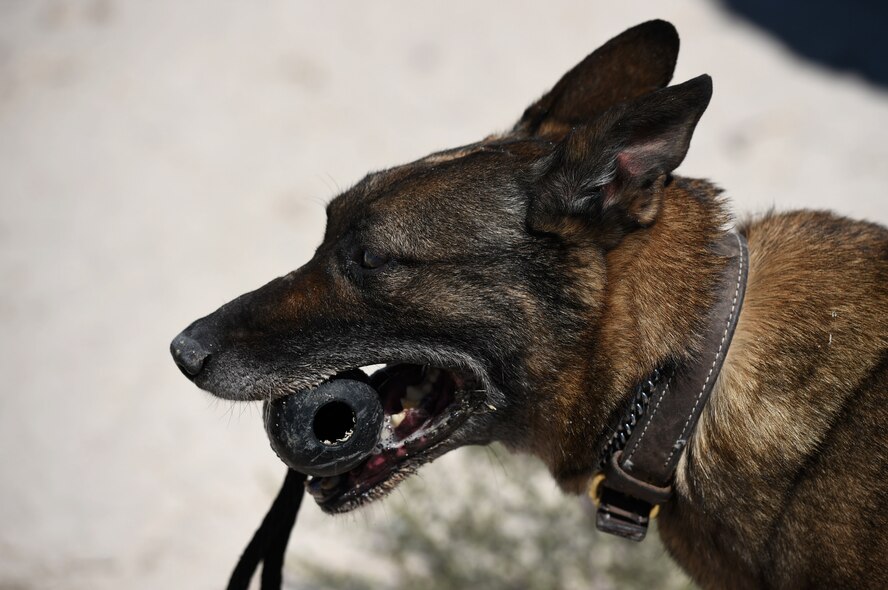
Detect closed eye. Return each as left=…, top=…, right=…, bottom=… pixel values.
left=361, top=249, right=389, bottom=269
left=350, top=246, right=392, bottom=273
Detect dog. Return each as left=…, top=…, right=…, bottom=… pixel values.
left=171, top=20, right=888, bottom=589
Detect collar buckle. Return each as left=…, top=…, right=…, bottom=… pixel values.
left=588, top=456, right=670, bottom=542
left=595, top=486, right=657, bottom=541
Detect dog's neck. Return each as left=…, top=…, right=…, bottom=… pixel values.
left=550, top=176, right=733, bottom=493
left=598, top=177, right=733, bottom=391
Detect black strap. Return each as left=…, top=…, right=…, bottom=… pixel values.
left=227, top=469, right=306, bottom=590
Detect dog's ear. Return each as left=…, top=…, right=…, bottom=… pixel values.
left=514, top=20, right=679, bottom=138
left=529, top=75, right=712, bottom=242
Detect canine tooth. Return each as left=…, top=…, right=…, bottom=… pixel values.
left=390, top=411, right=406, bottom=428
left=360, top=364, right=386, bottom=377
left=487, top=404, right=497, bottom=411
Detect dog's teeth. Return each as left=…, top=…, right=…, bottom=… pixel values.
left=401, top=398, right=418, bottom=410
left=390, top=411, right=406, bottom=428
left=360, top=364, right=386, bottom=376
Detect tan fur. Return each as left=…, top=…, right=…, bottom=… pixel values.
left=537, top=182, right=888, bottom=588
left=661, top=210, right=888, bottom=588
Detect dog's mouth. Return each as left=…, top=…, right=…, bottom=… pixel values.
left=306, top=363, right=485, bottom=513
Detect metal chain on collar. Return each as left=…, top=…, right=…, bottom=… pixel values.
left=597, top=366, right=672, bottom=470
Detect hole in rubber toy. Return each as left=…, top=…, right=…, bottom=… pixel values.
left=264, top=377, right=384, bottom=477
left=313, top=401, right=356, bottom=444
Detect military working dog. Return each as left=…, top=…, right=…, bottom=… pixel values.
left=171, top=21, right=888, bottom=589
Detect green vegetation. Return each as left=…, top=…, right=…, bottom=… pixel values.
left=293, top=445, right=693, bottom=590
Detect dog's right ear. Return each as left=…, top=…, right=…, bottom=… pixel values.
left=514, top=20, right=680, bottom=139
left=527, top=75, right=713, bottom=244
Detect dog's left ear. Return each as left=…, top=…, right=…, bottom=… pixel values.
left=529, top=75, right=712, bottom=241
left=515, top=20, right=680, bottom=138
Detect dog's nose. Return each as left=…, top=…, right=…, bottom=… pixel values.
left=170, top=334, right=210, bottom=377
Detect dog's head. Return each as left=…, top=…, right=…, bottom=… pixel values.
left=171, top=20, right=713, bottom=511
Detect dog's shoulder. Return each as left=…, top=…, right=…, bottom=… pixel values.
left=675, top=208, right=888, bottom=588
left=727, top=208, right=886, bottom=417
left=740, top=208, right=887, bottom=324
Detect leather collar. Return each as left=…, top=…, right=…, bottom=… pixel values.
left=589, top=230, right=749, bottom=541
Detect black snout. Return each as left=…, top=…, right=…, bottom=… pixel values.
left=170, top=334, right=211, bottom=377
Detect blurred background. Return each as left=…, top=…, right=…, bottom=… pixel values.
left=0, top=1, right=885, bottom=588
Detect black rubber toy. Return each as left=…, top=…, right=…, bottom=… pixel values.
left=264, top=374, right=384, bottom=477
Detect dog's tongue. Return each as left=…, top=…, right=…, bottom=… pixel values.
left=264, top=375, right=384, bottom=477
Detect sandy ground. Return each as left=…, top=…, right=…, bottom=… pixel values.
left=0, top=1, right=885, bottom=589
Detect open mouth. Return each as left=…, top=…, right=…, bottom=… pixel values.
left=306, top=363, right=484, bottom=513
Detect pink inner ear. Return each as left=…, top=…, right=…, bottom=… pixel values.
left=616, top=137, right=672, bottom=178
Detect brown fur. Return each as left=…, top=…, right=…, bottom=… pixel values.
left=664, top=211, right=888, bottom=588
left=172, top=21, right=888, bottom=589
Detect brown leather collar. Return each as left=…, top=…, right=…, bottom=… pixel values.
left=590, top=230, right=749, bottom=541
